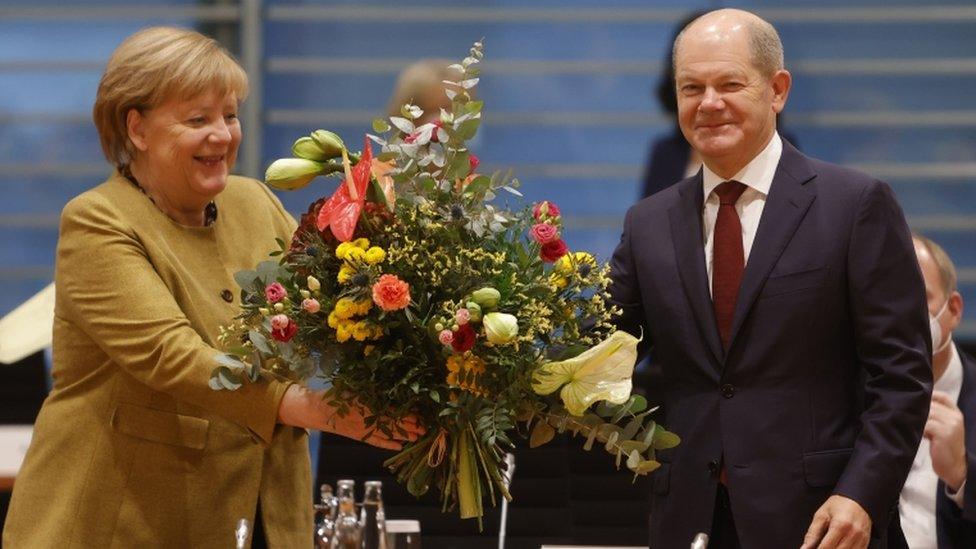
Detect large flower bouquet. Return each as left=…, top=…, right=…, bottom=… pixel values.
left=211, top=41, right=677, bottom=521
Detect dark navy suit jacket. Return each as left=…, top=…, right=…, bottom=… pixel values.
left=610, top=140, right=932, bottom=548
left=936, top=349, right=976, bottom=548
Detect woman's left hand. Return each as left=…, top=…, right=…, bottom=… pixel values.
left=277, top=384, right=425, bottom=449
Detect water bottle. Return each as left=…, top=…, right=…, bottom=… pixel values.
left=360, top=480, right=388, bottom=549
left=331, top=479, right=362, bottom=549
left=315, top=484, right=339, bottom=548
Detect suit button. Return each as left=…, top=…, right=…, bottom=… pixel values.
left=721, top=384, right=735, bottom=399
left=221, top=289, right=234, bottom=303
left=707, top=460, right=720, bottom=477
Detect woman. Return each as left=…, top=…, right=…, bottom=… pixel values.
left=3, top=27, right=419, bottom=548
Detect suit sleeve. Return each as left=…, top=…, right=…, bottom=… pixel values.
left=608, top=206, right=652, bottom=357
left=833, top=179, right=933, bottom=527
left=56, top=194, right=290, bottom=445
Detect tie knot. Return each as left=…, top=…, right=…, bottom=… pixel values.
left=714, top=180, right=747, bottom=205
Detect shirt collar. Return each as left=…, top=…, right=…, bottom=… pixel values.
left=936, top=342, right=963, bottom=394
left=702, top=132, right=782, bottom=205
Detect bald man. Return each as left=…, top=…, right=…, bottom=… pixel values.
left=609, top=9, right=932, bottom=548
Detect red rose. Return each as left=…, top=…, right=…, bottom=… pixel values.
left=540, top=238, right=569, bottom=263
left=532, top=201, right=561, bottom=220
left=265, top=282, right=287, bottom=303
left=271, top=319, right=298, bottom=342
left=468, top=153, right=480, bottom=174
left=451, top=323, right=477, bottom=353
left=529, top=222, right=560, bottom=244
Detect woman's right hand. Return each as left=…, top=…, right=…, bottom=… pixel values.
left=277, top=384, right=425, bottom=450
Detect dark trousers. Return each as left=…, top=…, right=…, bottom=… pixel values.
left=710, top=484, right=741, bottom=549
left=251, top=500, right=268, bottom=548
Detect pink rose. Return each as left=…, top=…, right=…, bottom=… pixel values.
left=265, top=282, right=287, bottom=303
left=540, top=238, right=569, bottom=263
left=271, top=314, right=290, bottom=331
left=271, top=319, right=298, bottom=342
left=530, top=222, right=560, bottom=244
left=532, top=201, right=561, bottom=220
left=469, top=153, right=480, bottom=174
left=302, top=298, right=320, bottom=313
left=372, top=274, right=411, bottom=311
left=438, top=329, right=454, bottom=346
left=455, top=308, right=471, bottom=325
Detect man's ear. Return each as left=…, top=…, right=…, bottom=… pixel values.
left=770, top=69, right=792, bottom=114
left=947, top=291, right=964, bottom=332
left=126, top=108, right=149, bottom=152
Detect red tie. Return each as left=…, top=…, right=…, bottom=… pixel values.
left=712, top=181, right=747, bottom=349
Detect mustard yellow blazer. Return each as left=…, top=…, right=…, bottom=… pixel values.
left=3, top=172, right=311, bottom=548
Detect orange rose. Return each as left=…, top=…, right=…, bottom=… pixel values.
left=371, top=274, right=411, bottom=311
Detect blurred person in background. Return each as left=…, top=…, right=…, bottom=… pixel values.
left=387, top=58, right=456, bottom=124
left=892, top=234, right=976, bottom=549
left=2, top=26, right=419, bottom=548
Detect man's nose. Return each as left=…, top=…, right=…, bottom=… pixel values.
left=699, top=88, right=724, bottom=111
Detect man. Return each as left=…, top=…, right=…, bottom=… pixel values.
left=609, top=9, right=932, bottom=548
left=893, top=235, right=976, bottom=549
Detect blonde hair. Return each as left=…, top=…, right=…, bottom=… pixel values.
left=914, top=233, right=958, bottom=298
left=93, top=26, right=249, bottom=167
left=387, top=58, right=457, bottom=118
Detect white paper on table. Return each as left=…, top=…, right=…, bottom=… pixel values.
left=0, top=283, right=55, bottom=364
left=0, top=425, right=34, bottom=478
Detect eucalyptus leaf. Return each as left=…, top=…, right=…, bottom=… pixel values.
left=652, top=429, right=681, bottom=450
left=633, top=459, right=662, bottom=475
left=626, top=449, right=641, bottom=470
left=233, top=270, right=259, bottom=292
left=215, top=353, right=246, bottom=370
left=462, top=175, right=491, bottom=196
left=529, top=418, right=555, bottom=448
left=218, top=367, right=243, bottom=390
left=372, top=118, right=391, bottom=133
left=249, top=330, right=273, bottom=354
left=390, top=116, right=415, bottom=134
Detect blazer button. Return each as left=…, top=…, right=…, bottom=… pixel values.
left=221, top=289, right=234, bottom=303
left=721, top=384, right=735, bottom=399
left=707, top=459, right=720, bottom=477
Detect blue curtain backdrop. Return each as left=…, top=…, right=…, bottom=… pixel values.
left=2, top=0, right=975, bottom=339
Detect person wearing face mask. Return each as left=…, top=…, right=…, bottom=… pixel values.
left=2, top=27, right=422, bottom=548
left=891, top=234, right=976, bottom=549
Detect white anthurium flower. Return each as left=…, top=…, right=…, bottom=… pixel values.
left=532, top=330, right=639, bottom=416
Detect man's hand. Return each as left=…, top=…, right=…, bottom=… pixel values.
left=277, top=384, right=425, bottom=450
left=800, top=495, right=871, bottom=549
left=926, top=390, right=967, bottom=491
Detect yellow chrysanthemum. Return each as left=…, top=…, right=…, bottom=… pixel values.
left=550, top=274, right=569, bottom=290
left=353, top=237, right=370, bottom=250
left=344, top=247, right=367, bottom=263
left=337, top=265, right=356, bottom=284
left=355, top=298, right=373, bottom=316
left=555, top=251, right=596, bottom=277
left=335, top=321, right=353, bottom=343
left=334, top=297, right=357, bottom=319
left=335, top=242, right=356, bottom=260
left=327, top=311, right=339, bottom=328
left=352, top=321, right=372, bottom=342
left=365, top=246, right=386, bottom=265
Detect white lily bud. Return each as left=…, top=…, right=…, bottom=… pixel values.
left=265, top=158, right=325, bottom=190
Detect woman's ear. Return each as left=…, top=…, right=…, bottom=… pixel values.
left=126, top=108, right=149, bottom=152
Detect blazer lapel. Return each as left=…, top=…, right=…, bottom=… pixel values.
left=726, top=143, right=817, bottom=352
left=668, top=173, right=724, bottom=368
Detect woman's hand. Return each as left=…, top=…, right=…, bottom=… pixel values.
left=277, top=384, right=424, bottom=450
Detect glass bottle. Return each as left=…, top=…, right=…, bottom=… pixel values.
left=315, top=484, right=339, bottom=548
left=360, top=480, right=388, bottom=549
left=331, top=479, right=362, bottom=549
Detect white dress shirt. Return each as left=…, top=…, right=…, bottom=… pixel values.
left=702, top=132, right=783, bottom=293
left=899, top=342, right=965, bottom=549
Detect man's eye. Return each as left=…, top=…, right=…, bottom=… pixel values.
left=225, top=113, right=238, bottom=121
left=188, top=117, right=206, bottom=124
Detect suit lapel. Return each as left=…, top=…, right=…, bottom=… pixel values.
left=726, top=143, right=817, bottom=353
left=668, top=173, right=724, bottom=368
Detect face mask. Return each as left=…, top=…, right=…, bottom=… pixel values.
left=929, top=298, right=951, bottom=355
